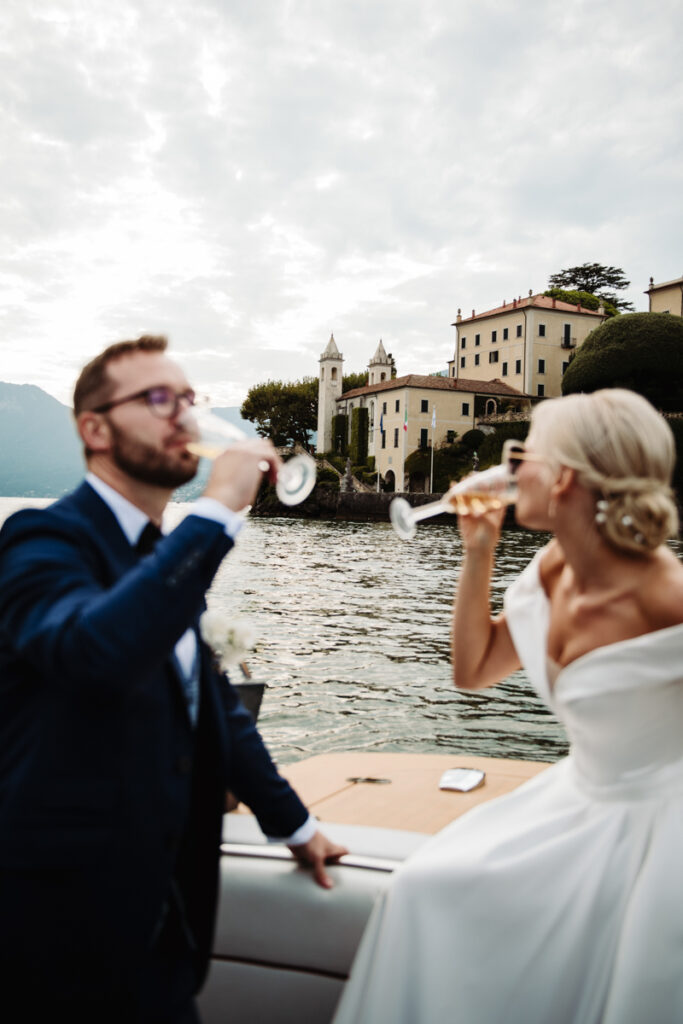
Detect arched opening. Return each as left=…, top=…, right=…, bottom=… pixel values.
left=384, top=470, right=395, bottom=492
left=320, top=367, right=325, bottom=380
left=331, top=367, right=338, bottom=381
left=485, top=398, right=497, bottom=416
left=409, top=471, right=426, bottom=493
left=380, top=372, right=386, bottom=381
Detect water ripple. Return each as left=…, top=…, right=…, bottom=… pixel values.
left=173, top=512, right=571, bottom=766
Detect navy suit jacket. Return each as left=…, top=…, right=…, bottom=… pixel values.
left=0, top=481, right=308, bottom=989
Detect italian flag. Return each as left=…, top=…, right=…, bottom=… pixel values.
left=403, top=405, right=408, bottom=431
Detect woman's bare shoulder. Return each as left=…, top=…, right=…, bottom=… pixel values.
left=639, top=547, right=683, bottom=628
left=538, top=539, right=566, bottom=592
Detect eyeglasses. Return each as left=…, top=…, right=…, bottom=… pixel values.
left=92, top=386, right=196, bottom=419
left=502, top=439, right=547, bottom=475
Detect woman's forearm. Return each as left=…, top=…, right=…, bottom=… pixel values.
left=451, top=529, right=520, bottom=690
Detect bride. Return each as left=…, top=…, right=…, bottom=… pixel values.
left=333, top=388, right=683, bottom=1024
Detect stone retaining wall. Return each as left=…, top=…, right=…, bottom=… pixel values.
left=252, top=487, right=516, bottom=526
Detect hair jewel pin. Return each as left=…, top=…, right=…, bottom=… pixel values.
left=595, top=499, right=609, bottom=525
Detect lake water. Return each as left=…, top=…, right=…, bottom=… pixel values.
left=2, top=496, right=680, bottom=768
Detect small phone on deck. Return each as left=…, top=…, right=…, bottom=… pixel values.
left=439, top=767, right=486, bottom=792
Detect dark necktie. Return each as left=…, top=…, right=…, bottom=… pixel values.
left=136, top=521, right=163, bottom=555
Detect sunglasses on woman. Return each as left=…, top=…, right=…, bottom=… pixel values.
left=502, top=439, right=547, bottom=475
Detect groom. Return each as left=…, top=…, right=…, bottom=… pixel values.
left=0, top=335, right=345, bottom=1023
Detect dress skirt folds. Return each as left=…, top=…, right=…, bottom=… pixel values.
left=332, top=550, right=683, bottom=1024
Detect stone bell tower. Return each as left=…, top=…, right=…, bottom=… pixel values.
left=367, top=338, right=393, bottom=385
left=316, top=333, right=344, bottom=454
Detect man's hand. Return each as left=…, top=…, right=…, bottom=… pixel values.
left=203, top=439, right=282, bottom=511
left=288, top=830, right=348, bottom=889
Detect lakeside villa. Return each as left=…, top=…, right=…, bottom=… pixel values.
left=316, top=274, right=681, bottom=492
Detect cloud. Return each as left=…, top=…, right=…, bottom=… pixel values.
left=0, top=0, right=681, bottom=406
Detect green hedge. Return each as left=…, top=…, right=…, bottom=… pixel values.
left=331, top=414, right=348, bottom=455
left=562, top=313, right=683, bottom=411
left=317, top=466, right=340, bottom=487
left=350, top=406, right=369, bottom=465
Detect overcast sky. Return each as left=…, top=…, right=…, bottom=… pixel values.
left=1, top=0, right=681, bottom=408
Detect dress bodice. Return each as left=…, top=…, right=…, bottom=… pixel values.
left=504, top=549, right=683, bottom=799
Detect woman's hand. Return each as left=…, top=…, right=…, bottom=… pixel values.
left=457, top=504, right=506, bottom=553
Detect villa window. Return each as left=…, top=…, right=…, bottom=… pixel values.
left=460, top=356, right=466, bottom=368
left=462, top=402, right=470, bottom=416
left=516, top=324, right=522, bottom=337
left=489, top=351, right=499, bottom=364
left=539, top=323, right=546, bottom=337
left=538, top=359, right=545, bottom=374
left=502, top=362, right=508, bottom=376
left=393, top=427, right=399, bottom=448
left=420, top=429, right=429, bottom=449
left=475, top=333, right=481, bottom=346
left=421, top=399, right=429, bottom=413
left=491, top=330, right=497, bottom=343
left=474, top=354, right=480, bottom=366
left=538, top=384, right=545, bottom=397
left=515, top=359, right=522, bottom=374
left=503, top=327, right=509, bottom=340
left=382, top=402, right=387, bottom=414
left=461, top=337, right=467, bottom=348
left=395, top=400, right=400, bottom=413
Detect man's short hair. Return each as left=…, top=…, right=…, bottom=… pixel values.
left=73, top=335, right=168, bottom=415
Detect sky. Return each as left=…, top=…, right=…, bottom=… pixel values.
left=1, top=0, right=681, bottom=408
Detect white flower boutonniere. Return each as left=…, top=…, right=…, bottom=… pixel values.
left=200, top=609, right=256, bottom=678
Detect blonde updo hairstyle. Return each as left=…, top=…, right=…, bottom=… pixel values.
left=530, top=389, right=679, bottom=555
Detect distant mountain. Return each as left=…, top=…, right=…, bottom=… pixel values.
left=0, top=382, right=257, bottom=498
left=0, top=383, right=83, bottom=497
left=212, top=407, right=258, bottom=438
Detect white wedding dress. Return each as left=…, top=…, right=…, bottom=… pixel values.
left=332, top=549, right=683, bottom=1024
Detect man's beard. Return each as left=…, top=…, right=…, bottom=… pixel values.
left=109, top=421, right=199, bottom=488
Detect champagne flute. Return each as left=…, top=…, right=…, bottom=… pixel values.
left=179, top=402, right=317, bottom=506
left=390, top=462, right=517, bottom=540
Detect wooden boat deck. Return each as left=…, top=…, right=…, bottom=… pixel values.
left=237, top=752, right=551, bottom=835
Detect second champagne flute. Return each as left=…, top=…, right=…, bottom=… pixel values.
left=179, top=401, right=317, bottom=506
left=389, top=440, right=525, bottom=540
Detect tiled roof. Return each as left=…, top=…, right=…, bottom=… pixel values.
left=339, top=374, right=529, bottom=401
left=453, top=293, right=605, bottom=325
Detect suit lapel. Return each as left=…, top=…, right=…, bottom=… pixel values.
left=67, top=481, right=140, bottom=581
left=69, top=481, right=197, bottom=723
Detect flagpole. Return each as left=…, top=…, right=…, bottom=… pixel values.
left=378, top=408, right=384, bottom=492
left=429, top=405, right=436, bottom=493
left=402, top=398, right=407, bottom=492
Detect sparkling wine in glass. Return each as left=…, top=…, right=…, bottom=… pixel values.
left=389, top=463, right=517, bottom=540
left=179, top=403, right=317, bottom=506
